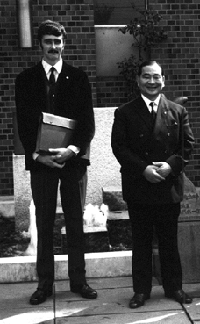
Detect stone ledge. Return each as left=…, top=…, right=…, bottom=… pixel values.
left=0, top=251, right=132, bottom=283
left=0, top=196, right=15, bottom=218
left=108, top=210, right=129, bottom=220
left=62, top=225, right=107, bottom=234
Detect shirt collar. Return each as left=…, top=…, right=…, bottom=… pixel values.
left=42, top=59, right=63, bottom=75
left=141, top=94, right=161, bottom=112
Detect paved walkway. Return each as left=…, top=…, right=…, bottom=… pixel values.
left=1, top=277, right=200, bottom=323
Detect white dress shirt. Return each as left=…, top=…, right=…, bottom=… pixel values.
left=141, top=94, right=161, bottom=113
left=42, top=59, right=62, bottom=82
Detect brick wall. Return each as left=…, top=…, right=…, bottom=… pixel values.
left=1, top=0, right=200, bottom=196
left=0, top=0, right=96, bottom=196
left=96, top=76, right=128, bottom=107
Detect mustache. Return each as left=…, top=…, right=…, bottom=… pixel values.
left=48, top=49, right=59, bottom=54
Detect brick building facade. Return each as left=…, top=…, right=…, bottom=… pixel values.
left=0, top=0, right=200, bottom=196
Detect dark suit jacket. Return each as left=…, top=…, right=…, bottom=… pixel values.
left=15, top=61, right=95, bottom=171
left=111, top=94, right=194, bottom=204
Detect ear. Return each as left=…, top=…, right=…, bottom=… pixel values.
left=161, top=75, right=165, bottom=89
left=39, top=40, right=43, bottom=50
left=62, top=38, right=65, bottom=48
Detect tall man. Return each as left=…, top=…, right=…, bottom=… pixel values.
left=15, top=20, right=97, bottom=305
left=111, top=61, right=194, bottom=308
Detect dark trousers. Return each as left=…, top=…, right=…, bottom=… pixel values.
left=127, top=202, right=182, bottom=295
left=30, top=163, right=87, bottom=291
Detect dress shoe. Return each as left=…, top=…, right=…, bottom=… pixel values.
left=70, top=284, right=97, bottom=299
left=30, top=288, right=53, bottom=305
left=165, top=289, right=193, bottom=304
left=129, top=293, right=150, bottom=309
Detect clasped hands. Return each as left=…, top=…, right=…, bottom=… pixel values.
left=36, top=147, right=75, bottom=169
left=143, top=162, right=172, bottom=183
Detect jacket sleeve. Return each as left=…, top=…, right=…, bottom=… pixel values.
left=166, top=105, right=195, bottom=176
left=15, top=72, right=39, bottom=155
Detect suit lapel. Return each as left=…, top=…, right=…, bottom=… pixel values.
left=154, top=94, right=170, bottom=136
left=33, top=63, right=47, bottom=111
left=55, top=62, right=72, bottom=102
left=135, top=95, right=171, bottom=135
left=134, top=96, right=152, bottom=131
left=57, top=62, right=71, bottom=87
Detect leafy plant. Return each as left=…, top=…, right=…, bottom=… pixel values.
left=118, top=4, right=168, bottom=100
left=117, top=54, right=142, bottom=100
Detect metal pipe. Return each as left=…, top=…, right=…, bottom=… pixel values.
left=16, top=0, right=32, bottom=48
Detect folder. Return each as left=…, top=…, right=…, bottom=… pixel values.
left=36, top=112, right=76, bottom=154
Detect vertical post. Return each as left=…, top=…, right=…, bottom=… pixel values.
left=53, top=283, right=56, bottom=324
left=145, top=0, right=149, bottom=10
left=16, top=0, right=33, bottom=48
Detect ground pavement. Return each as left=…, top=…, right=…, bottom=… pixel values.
left=1, top=277, right=200, bottom=324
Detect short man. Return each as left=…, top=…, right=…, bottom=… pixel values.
left=15, top=20, right=97, bottom=305
left=111, top=60, right=194, bottom=308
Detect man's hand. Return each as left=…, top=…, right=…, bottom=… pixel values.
left=153, top=162, right=172, bottom=178
left=36, top=154, right=65, bottom=169
left=143, top=165, right=166, bottom=183
left=48, top=147, right=75, bottom=164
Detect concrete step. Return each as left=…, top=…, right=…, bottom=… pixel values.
left=0, top=251, right=132, bottom=283
left=0, top=199, right=63, bottom=219
left=108, top=210, right=129, bottom=219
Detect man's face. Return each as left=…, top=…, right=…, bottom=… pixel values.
left=137, top=63, right=165, bottom=101
left=41, top=35, right=64, bottom=65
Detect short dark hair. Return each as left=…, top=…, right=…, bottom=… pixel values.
left=38, top=20, right=67, bottom=45
left=138, top=60, right=164, bottom=76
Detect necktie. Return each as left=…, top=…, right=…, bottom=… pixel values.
left=149, top=102, right=156, bottom=126
left=49, top=67, right=55, bottom=85
left=48, top=67, right=56, bottom=113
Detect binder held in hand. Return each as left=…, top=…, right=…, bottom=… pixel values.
left=36, top=112, right=76, bottom=154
